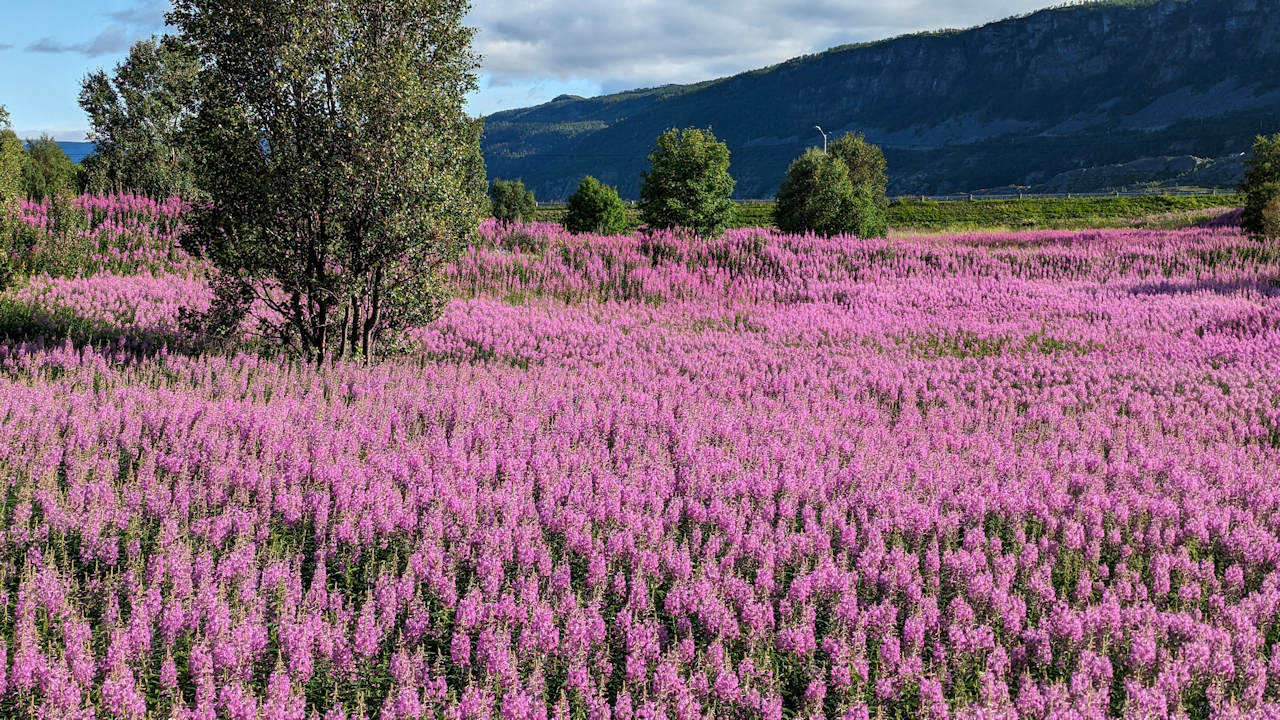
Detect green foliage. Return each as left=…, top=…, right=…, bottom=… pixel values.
left=1263, top=194, right=1280, bottom=239
left=0, top=106, right=23, bottom=208
left=172, top=0, right=487, bottom=364
left=21, top=135, right=82, bottom=201
left=828, top=131, right=889, bottom=207
left=774, top=149, right=857, bottom=236
left=489, top=178, right=537, bottom=223
left=79, top=36, right=200, bottom=197
left=1241, top=133, right=1280, bottom=238
left=563, top=176, right=629, bottom=235
left=774, top=145, right=888, bottom=238
left=638, top=127, right=737, bottom=237
left=886, top=193, right=1243, bottom=231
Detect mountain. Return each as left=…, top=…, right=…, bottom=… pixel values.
left=481, top=0, right=1280, bottom=200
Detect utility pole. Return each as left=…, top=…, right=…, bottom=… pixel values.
left=815, top=126, right=830, bottom=153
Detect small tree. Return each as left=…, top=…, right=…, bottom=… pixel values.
left=564, top=176, right=628, bottom=235
left=22, top=135, right=82, bottom=201
left=1242, top=133, right=1280, bottom=238
left=79, top=36, right=199, bottom=197
left=638, top=127, right=736, bottom=237
left=828, top=132, right=889, bottom=207
left=775, top=149, right=857, bottom=236
left=173, top=0, right=487, bottom=364
left=489, top=179, right=537, bottom=223
left=775, top=148, right=888, bottom=238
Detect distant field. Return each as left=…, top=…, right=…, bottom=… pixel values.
left=533, top=193, right=1245, bottom=232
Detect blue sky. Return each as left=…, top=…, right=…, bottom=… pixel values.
left=0, top=0, right=1055, bottom=140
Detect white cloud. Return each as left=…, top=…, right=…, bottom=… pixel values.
left=468, top=0, right=1053, bottom=93
left=24, top=0, right=167, bottom=57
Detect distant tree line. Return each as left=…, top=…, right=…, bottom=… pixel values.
left=489, top=126, right=891, bottom=239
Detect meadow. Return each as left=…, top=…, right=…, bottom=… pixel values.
left=532, top=194, right=1245, bottom=234
left=1, top=196, right=1279, bottom=719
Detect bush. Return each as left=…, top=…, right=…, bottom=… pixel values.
left=775, top=148, right=857, bottom=236
left=775, top=149, right=889, bottom=238
left=564, top=176, right=628, bottom=235
left=1242, top=134, right=1280, bottom=238
left=639, top=127, right=736, bottom=237
left=1263, top=194, right=1280, bottom=240
left=489, top=179, right=537, bottom=223
left=828, top=131, right=888, bottom=208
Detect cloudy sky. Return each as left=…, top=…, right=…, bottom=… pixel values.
left=0, top=0, right=1054, bottom=140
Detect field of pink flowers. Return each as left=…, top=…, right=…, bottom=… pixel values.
left=1, top=197, right=1279, bottom=719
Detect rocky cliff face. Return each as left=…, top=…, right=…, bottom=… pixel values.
left=482, top=0, right=1280, bottom=199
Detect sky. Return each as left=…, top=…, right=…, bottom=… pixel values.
left=0, top=0, right=1056, bottom=140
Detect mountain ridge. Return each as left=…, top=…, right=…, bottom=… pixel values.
left=481, top=0, right=1280, bottom=200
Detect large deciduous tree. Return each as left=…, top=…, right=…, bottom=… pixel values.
left=79, top=37, right=199, bottom=197
left=171, top=0, right=488, bottom=364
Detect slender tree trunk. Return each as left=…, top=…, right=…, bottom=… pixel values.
left=361, top=266, right=383, bottom=362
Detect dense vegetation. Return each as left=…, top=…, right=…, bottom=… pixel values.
left=19, top=136, right=81, bottom=201
left=489, top=179, right=538, bottom=223
left=563, top=175, right=628, bottom=235
left=638, top=127, right=737, bottom=237
left=3, top=195, right=1280, bottom=717
left=1242, top=134, right=1280, bottom=239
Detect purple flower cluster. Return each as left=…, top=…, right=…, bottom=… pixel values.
left=12, top=194, right=195, bottom=277
left=1, top=201, right=1279, bottom=718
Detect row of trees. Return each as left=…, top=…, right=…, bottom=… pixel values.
left=492, top=126, right=891, bottom=239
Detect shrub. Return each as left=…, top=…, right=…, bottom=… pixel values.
left=564, top=176, right=628, bottom=235
left=1263, top=194, right=1280, bottom=240
left=775, top=149, right=889, bottom=238
left=828, top=131, right=889, bottom=208
left=489, top=179, right=537, bottom=223
left=775, top=148, right=857, bottom=236
left=1241, top=133, right=1280, bottom=238
left=639, top=127, right=736, bottom=237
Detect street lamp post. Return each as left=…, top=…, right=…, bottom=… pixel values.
left=814, top=126, right=830, bottom=153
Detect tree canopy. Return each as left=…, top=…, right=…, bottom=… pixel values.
left=564, top=176, right=628, bottom=235
left=80, top=37, right=200, bottom=198
left=638, top=127, right=737, bottom=237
